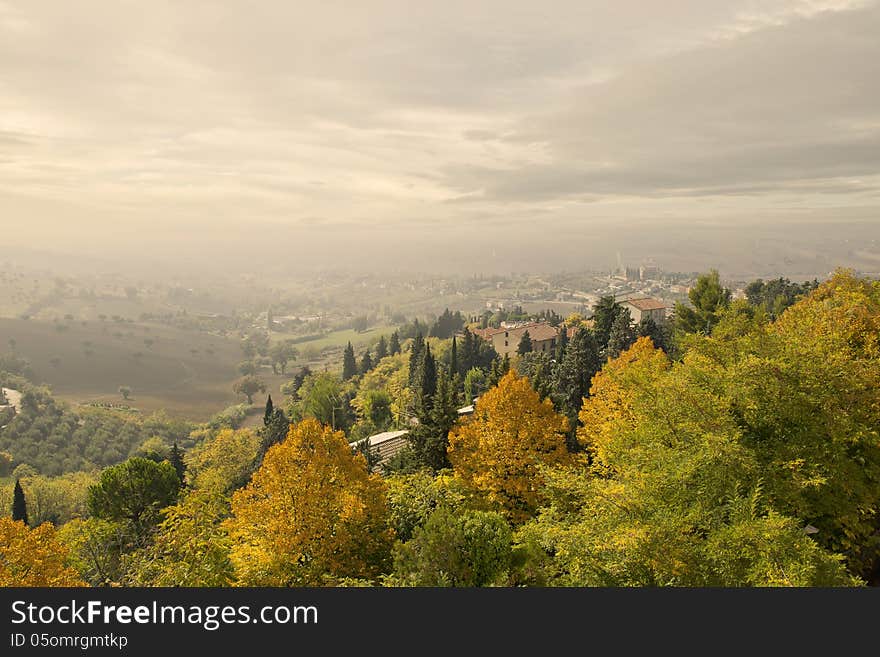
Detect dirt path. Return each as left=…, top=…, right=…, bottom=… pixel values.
left=1, top=387, right=22, bottom=413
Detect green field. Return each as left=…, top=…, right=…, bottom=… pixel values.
left=0, top=316, right=388, bottom=422
left=271, top=324, right=399, bottom=353
left=0, top=317, right=285, bottom=420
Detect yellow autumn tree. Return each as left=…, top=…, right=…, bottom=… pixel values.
left=0, top=518, right=86, bottom=587
left=448, top=371, right=571, bottom=523
left=578, top=336, right=670, bottom=469
left=225, top=418, right=394, bottom=586
left=186, top=428, right=261, bottom=493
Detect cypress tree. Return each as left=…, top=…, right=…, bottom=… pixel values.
left=450, top=335, right=458, bottom=377
left=606, top=309, right=636, bottom=359
left=375, top=335, right=389, bottom=360
left=555, top=325, right=568, bottom=362
left=415, top=344, right=437, bottom=422
left=342, top=342, right=358, bottom=380
left=389, top=331, right=401, bottom=355
left=169, top=442, right=186, bottom=488
left=553, top=328, right=602, bottom=450
left=12, top=478, right=27, bottom=525
left=359, top=350, right=373, bottom=375
left=517, top=330, right=533, bottom=355
left=409, top=369, right=457, bottom=471
left=592, top=295, right=622, bottom=352
left=408, top=332, right=425, bottom=387
left=257, top=407, right=290, bottom=466
left=263, top=394, right=274, bottom=426
left=637, top=316, right=669, bottom=353
left=488, top=357, right=502, bottom=387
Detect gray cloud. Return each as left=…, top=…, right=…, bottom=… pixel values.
left=0, top=0, right=877, bottom=253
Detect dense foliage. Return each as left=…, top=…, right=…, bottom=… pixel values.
left=3, top=270, right=879, bottom=588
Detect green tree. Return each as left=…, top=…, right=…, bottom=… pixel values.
left=463, top=367, right=487, bottom=404
left=517, top=330, right=533, bottom=355
left=87, top=458, right=180, bottom=532
left=389, top=331, right=401, bottom=355
left=552, top=327, right=601, bottom=448
left=269, top=341, right=297, bottom=375
left=12, top=479, right=27, bottom=525
left=238, top=360, right=257, bottom=376
left=291, top=371, right=351, bottom=431
left=745, top=277, right=819, bottom=319
left=409, top=369, right=457, bottom=471
left=592, top=295, right=622, bottom=351
left=554, top=326, right=568, bottom=362
left=359, top=350, right=373, bottom=375
left=118, top=385, right=131, bottom=400
left=637, top=316, right=669, bottom=353
left=232, top=375, right=266, bottom=404
left=675, top=269, right=731, bottom=335
left=342, top=342, right=358, bottom=380
left=414, top=344, right=437, bottom=422
left=516, top=352, right=554, bottom=401
left=168, top=442, right=186, bottom=488
left=408, top=333, right=425, bottom=388
left=391, top=508, right=513, bottom=586
left=606, top=308, right=636, bottom=359
left=449, top=335, right=458, bottom=377
left=375, top=335, right=389, bottom=360
left=125, top=490, right=233, bottom=587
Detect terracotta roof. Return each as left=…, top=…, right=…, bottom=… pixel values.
left=520, top=323, right=559, bottom=342
left=624, top=297, right=668, bottom=311
left=472, top=327, right=505, bottom=338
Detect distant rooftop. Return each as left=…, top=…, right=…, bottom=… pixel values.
left=352, top=429, right=409, bottom=448
left=623, top=297, right=668, bottom=311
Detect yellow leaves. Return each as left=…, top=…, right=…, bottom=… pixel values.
left=186, top=428, right=260, bottom=493
left=225, top=418, right=393, bottom=586
left=0, top=518, right=87, bottom=587
left=448, top=371, right=570, bottom=523
left=772, top=269, right=880, bottom=360
left=578, top=337, right=669, bottom=467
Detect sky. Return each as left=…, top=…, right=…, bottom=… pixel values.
left=1, top=1, right=878, bottom=275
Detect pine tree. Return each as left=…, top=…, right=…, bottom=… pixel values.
left=12, top=479, right=27, bottom=525
left=168, top=442, right=186, bottom=488
left=342, top=342, right=358, bottom=380
left=501, top=353, right=510, bottom=376
left=553, top=327, right=601, bottom=450
left=674, top=269, right=732, bottom=335
left=389, top=331, right=401, bottom=355
left=517, top=330, right=533, bottom=355
left=375, top=335, right=388, bottom=361
left=606, top=308, right=636, bottom=359
left=359, top=350, right=373, bottom=375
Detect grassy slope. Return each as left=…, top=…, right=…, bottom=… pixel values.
left=0, top=317, right=254, bottom=420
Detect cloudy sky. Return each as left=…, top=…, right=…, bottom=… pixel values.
left=1, top=1, right=878, bottom=273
